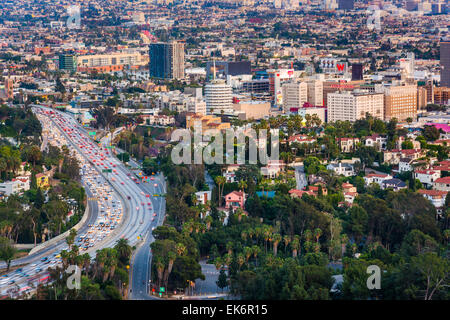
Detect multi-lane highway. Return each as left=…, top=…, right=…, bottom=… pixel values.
left=0, top=106, right=165, bottom=299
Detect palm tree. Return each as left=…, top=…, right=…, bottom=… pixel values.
left=214, top=176, right=226, bottom=207
left=238, top=180, right=247, bottom=192
left=214, top=257, right=223, bottom=271
left=304, top=229, right=313, bottom=242
left=283, top=235, right=291, bottom=254
left=341, top=234, right=349, bottom=257
left=243, top=246, right=252, bottom=263
left=241, top=230, right=247, bottom=242
left=272, top=233, right=282, bottom=257
left=205, top=215, right=213, bottom=231
left=115, top=238, right=132, bottom=264
left=251, top=245, right=261, bottom=266
left=155, top=257, right=165, bottom=288
left=223, top=253, right=232, bottom=275
left=291, top=235, right=300, bottom=258
left=175, top=243, right=186, bottom=256
left=236, top=253, right=245, bottom=271
left=226, top=241, right=233, bottom=255
left=247, top=228, right=254, bottom=241
left=314, top=228, right=322, bottom=243
left=164, top=251, right=177, bottom=290
left=66, top=229, right=77, bottom=251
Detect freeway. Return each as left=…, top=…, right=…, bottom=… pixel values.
left=99, top=135, right=167, bottom=300
left=0, top=106, right=165, bottom=299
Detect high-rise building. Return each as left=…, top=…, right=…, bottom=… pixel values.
left=327, top=91, right=384, bottom=122
left=5, top=78, right=13, bottom=99
left=380, top=84, right=418, bottom=122
left=351, top=63, right=363, bottom=81
left=440, top=42, right=450, bottom=87
left=206, top=61, right=251, bottom=80
left=205, top=80, right=233, bottom=114
left=59, top=54, right=77, bottom=72
left=417, top=87, right=428, bottom=112
left=434, top=87, right=450, bottom=105
left=282, top=81, right=308, bottom=112
left=267, top=68, right=295, bottom=105
left=338, top=0, right=354, bottom=10
left=306, top=80, right=323, bottom=106
left=149, top=41, right=185, bottom=80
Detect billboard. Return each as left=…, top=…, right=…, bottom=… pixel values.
left=320, top=58, right=348, bottom=74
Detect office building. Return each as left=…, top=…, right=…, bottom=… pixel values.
left=77, top=52, right=147, bottom=73
left=381, top=84, right=418, bottom=122
left=327, top=91, right=384, bottom=122
left=351, top=63, right=363, bottom=81
left=440, top=42, right=450, bottom=87
left=205, top=80, right=233, bottom=114
left=306, top=80, right=323, bottom=106
left=267, top=68, right=295, bottom=105
left=206, top=61, right=251, bottom=80
left=149, top=41, right=185, bottom=80
left=434, top=87, right=450, bottom=105
left=59, top=54, right=77, bottom=72
left=338, top=0, right=354, bottom=10
left=282, top=81, right=308, bottom=112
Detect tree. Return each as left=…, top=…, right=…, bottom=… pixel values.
left=216, top=269, right=228, bottom=292
left=411, top=252, right=449, bottom=300
left=272, top=233, right=282, bottom=257
left=423, top=126, right=440, bottom=141
left=215, top=176, right=226, bottom=207
left=0, top=236, right=17, bottom=271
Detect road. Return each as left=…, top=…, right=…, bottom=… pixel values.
left=294, top=164, right=307, bottom=190
left=0, top=106, right=165, bottom=299
left=98, top=125, right=167, bottom=300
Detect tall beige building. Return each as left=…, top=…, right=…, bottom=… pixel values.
left=307, top=79, right=323, bottom=106
left=282, top=81, right=308, bottom=112
left=382, top=84, right=417, bottom=122
left=327, top=91, right=384, bottom=123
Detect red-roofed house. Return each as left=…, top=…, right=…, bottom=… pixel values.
left=417, top=189, right=448, bottom=213
left=383, top=149, right=424, bottom=165
left=288, top=134, right=316, bottom=144
left=414, top=169, right=441, bottom=188
left=289, top=189, right=316, bottom=198
left=433, top=177, right=450, bottom=192
left=364, top=134, right=387, bottom=151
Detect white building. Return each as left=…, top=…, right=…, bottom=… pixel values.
left=0, top=176, right=30, bottom=196
left=327, top=91, right=384, bottom=123
left=195, top=191, right=212, bottom=206
left=414, top=169, right=441, bottom=188
left=327, top=162, right=355, bottom=177
left=205, top=80, right=233, bottom=114
left=364, top=173, right=393, bottom=187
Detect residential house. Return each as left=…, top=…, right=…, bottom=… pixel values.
left=260, top=160, right=285, bottom=178
left=417, top=189, right=448, bottom=214
left=288, top=134, right=316, bottom=145
left=383, top=149, right=423, bottom=165
left=381, top=178, right=407, bottom=191
left=364, top=173, right=393, bottom=187
left=327, top=162, right=355, bottom=177
left=36, top=173, right=50, bottom=190
left=195, top=191, right=211, bottom=206
left=337, top=137, right=360, bottom=153
left=289, top=189, right=316, bottom=198
left=414, top=169, right=441, bottom=188
left=342, top=183, right=357, bottom=193
left=364, top=134, right=387, bottom=151
left=224, top=191, right=246, bottom=211
left=398, top=158, right=415, bottom=173
left=0, top=176, right=30, bottom=196
left=433, top=177, right=450, bottom=192
left=223, top=164, right=240, bottom=183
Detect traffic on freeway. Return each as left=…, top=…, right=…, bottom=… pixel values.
left=0, top=106, right=163, bottom=299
